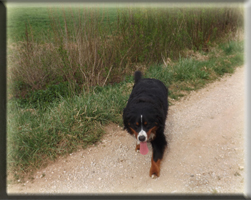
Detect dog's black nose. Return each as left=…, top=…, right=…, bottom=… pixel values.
left=139, top=135, right=146, bottom=142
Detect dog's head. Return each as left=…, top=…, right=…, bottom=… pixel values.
left=123, top=106, right=163, bottom=143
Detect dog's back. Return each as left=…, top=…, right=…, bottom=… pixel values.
left=129, top=71, right=168, bottom=120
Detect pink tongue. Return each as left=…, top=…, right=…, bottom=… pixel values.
left=140, top=142, right=149, bottom=155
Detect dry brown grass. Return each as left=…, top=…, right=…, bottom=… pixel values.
left=8, top=6, right=244, bottom=97
left=182, top=49, right=209, bottom=61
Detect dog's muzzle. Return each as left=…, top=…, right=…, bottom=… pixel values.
left=137, top=130, right=147, bottom=142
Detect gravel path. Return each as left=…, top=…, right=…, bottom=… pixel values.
left=8, top=66, right=245, bottom=194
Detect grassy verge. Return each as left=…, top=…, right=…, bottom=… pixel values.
left=146, top=40, right=244, bottom=100
left=7, top=39, right=244, bottom=181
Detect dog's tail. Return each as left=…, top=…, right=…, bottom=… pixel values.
left=134, top=71, right=142, bottom=84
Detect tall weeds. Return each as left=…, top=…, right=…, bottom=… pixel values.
left=9, top=6, right=243, bottom=96
left=116, top=7, right=243, bottom=63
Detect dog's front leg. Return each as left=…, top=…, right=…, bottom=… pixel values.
left=149, top=136, right=167, bottom=178
left=135, top=141, right=140, bottom=152
left=149, top=154, right=162, bottom=178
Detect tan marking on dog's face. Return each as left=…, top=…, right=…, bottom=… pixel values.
left=146, top=126, right=158, bottom=140
left=129, top=127, right=138, bottom=138
left=130, top=125, right=157, bottom=142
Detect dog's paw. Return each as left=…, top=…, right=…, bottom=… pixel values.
left=135, top=144, right=140, bottom=152
left=149, top=171, right=160, bottom=179
left=151, top=174, right=158, bottom=179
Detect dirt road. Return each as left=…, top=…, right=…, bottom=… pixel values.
left=7, top=66, right=245, bottom=194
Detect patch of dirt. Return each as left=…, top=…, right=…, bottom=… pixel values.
left=7, top=66, right=245, bottom=194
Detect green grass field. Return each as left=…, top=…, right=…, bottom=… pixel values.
left=7, top=4, right=119, bottom=43
left=6, top=4, right=244, bottom=181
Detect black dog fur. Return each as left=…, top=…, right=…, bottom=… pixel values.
left=123, top=71, right=168, bottom=177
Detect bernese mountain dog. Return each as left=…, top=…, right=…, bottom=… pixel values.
left=123, top=71, right=168, bottom=178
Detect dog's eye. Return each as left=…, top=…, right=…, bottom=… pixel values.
left=144, top=121, right=147, bottom=125
left=136, top=122, right=139, bottom=126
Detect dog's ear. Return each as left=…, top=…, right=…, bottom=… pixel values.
left=156, top=115, right=162, bottom=125
left=123, top=111, right=135, bottom=135
left=123, top=123, right=128, bottom=132
left=123, top=109, right=129, bottom=130
left=156, top=113, right=165, bottom=127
